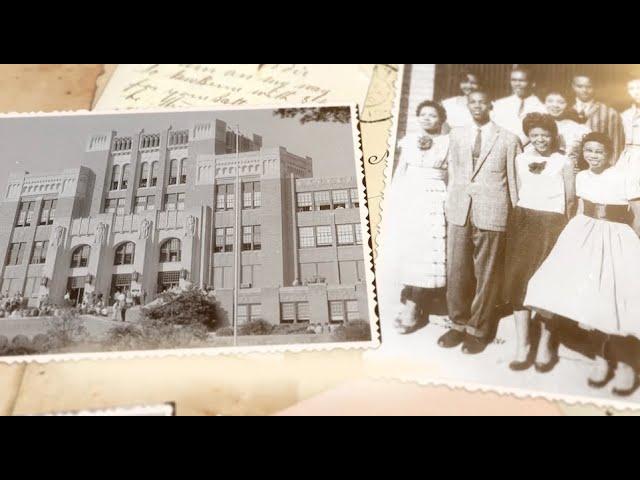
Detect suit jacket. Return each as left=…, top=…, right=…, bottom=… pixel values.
left=571, top=101, right=625, bottom=162
left=445, top=122, right=521, bottom=232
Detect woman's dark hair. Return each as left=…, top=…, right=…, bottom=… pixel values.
left=541, top=87, right=581, bottom=122
left=415, top=100, right=447, bottom=124
left=459, top=69, right=482, bottom=85
left=522, top=112, right=558, bottom=139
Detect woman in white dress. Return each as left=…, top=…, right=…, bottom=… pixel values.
left=385, top=100, right=449, bottom=334
left=441, top=70, right=481, bottom=129
left=618, top=73, right=640, bottom=234
left=525, top=132, right=640, bottom=396
left=539, top=87, right=591, bottom=171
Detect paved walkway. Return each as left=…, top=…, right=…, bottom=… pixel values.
left=372, top=281, right=640, bottom=406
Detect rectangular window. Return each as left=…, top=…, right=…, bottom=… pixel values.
left=238, top=304, right=261, bottom=324
left=177, top=193, right=185, bottom=211
left=30, top=241, right=48, bottom=265
left=214, top=228, right=225, bottom=253
left=25, top=277, right=39, bottom=297
left=280, top=302, right=310, bottom=324
left=180, top=160, right=187, bottom=184
left=314, top=191, right=331, bottom=211
left=1, top=278, right=23, bottom=296
left=146, top=195, right=155, bottom=210
left=38, top=199, right=56, bottom=225
left=165, top=194, right=176, bottom=211
left=134, top=196, right=147, bottom=213
left=104, top=198, right=117, bottom=213
left=253, top=182, right=261, bottom=208
left=241, top=265, right=253, bottom=286
left=139, top=162, right=150, bottom=188
left=332, top=190, right=349, bottom=209
left=169, top=160, right=179, bottom=185
left=296, top=192, right=313, bottom=212
left=243, top=182, right=253, bottom=209
left=299, top=227, right=315, bottom=248
left=158, top=271, right=180, bottom=292
left=329, top=301, right=345, bottom=324
left=337, top=224, right=355, bottom=245
left=355, top=224, right=363, bottom=244
left=346, top=300, right=360, bottom=321
left=316, top=226, right=333, bottom=247
left=121, top=164, right=130, bottom=190
left=16, top=201, right=35, bottom=227
left=242, top=226, right=253, bottom=251
left=6, top=242, right=26, bottom=266
left=350, top=188, right=359, bottom=208
left=253, top=225, right=261, bottom=250
left=225, top=227, right=234, bottom=252
left=225, top=184, right=235, bottom=210
left=116, top=198, right=126, bottom=216
left=150, top=162, right=158, bottom=187
left=216, top=184, right=235, bottom=211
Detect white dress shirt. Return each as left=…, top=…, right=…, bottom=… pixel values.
left=622, top=105, right=640, bottom=146
left=492, top=94, right=545, bottom=142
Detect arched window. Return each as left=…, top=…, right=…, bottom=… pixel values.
left=110, top=165, right=121, bottom=191
left=121, top=164, right=130, bottom=190
left=150, top=162, right=159, bottom=187
left=114, top=242, right=135, bottom=266
left=159, top=238, right=181, bottom=263
left=139, top=162, right=150, bottom=188
left=70, top=245, right=91, bottom=268
left=180, top=158, right=187, bottom=184
left=169, top=159, right=178, bottom=185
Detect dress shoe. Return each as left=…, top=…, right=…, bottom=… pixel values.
left=437, top=329, right=465, bottom=349
left=534, top=356, right=558, bottom=374
left=587, top=357, right=613, bottom=389
left=611, top=362, right=639, bottom=397
left=462, top=335, right=488, bottom=355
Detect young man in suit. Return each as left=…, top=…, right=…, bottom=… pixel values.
left=439, top=90, right=522, bottom=354
left=571, top=73, right=625, bottom=162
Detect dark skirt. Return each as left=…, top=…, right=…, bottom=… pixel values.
left=505, top=206, right=567, bottom=309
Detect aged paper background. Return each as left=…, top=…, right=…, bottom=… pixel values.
left=0, top=64, right=626, bottom=416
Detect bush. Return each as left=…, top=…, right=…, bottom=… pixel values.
left=0, top=335, right=8, bottom=354
left=46, top=308, right=89, bottom=350
left=145, top=286, right=218, bottom=330
left=215, top=327, right=234, bottom=337
left=31, top=334, right=50, bottom=353
left=330, top=320, right=372, bottom=342
left=238, top=319, right=274, bottom=336
left=272, top=324, right=314, bottom=335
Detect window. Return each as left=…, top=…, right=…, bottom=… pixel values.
left=316, top=226, right=333, bottom=247
left=242, top=181, right=261, bottom=209
left=314, top=191, right=331, bottom=211
left=214, top=228, right=225, bottom=253
left=280, top=302, right=310, bottom=324
left=212, top=266, right=232, bottom=289
left=70, top=245, right=90, bottom=268
left=332, top=190, right=349, bottom=209
left=150, top=162, right=158, bottom=187
left=158, top=271, right=180, bottom=292
left=114, top=242, right=135, bottom=265
left=134, top=196, right=147, bottom=213
left=30, top=241, right=48, bottom=265
left=121, top=164, right=130, bottom=190
left=39, top=200, right=57, bottom=225
left=116, top=198, right=126, bottom=215
left=241, top=226, right=261, bottom=251
left=179, top=159, right=187, bottom=184
left=355, top=224, right=363, bottom=245
left=105, top=198, right=125, bottom=214
left=24, top=277, right=40, bottom=297
left=110, top=273, right=132, bottom=299
left=15, top=201, right=35, bottom=227
left=337, top=224, right=355, bottom=245
left=329, top=301, right=345, bottom=324
left=1, top=278, right=23, bottom=296
left=216, top=184, right=235, bottom=211
left=139, top=162, right=150, bottom=188
left=299, top=227, right=315, bottom=248
left=110, top=165, right=121, bottom=190
left=168, top=159, right=178, bottom=185
left=160, top=238, right=181, bottom=263
left=5, top=242, right=26, bottom=266
left=225, top=227, right=234, bottom=252
left=350, top=189, right=359, bottom=208
left=296, top=192, right=313, bottom=212
left=329, top=300, right=360, bottom=324
left=241, top=265, right=260, bottom=287
left=238, top=304, right=261, bottom=324
left=164, top=193, right=186, bottom=211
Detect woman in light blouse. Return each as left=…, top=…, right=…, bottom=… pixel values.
left=504, top=113, right=576, bottom=372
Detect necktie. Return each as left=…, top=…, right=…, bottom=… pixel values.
left=472, top=128, right=482, bottom=169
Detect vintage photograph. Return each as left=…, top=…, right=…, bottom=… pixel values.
left=0, top=104, right=377, bottom=361
left=377, top=64, right=640, bottom=406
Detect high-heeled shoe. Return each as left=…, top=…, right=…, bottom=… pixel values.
left=587, top=359, right=613, bottom=389
left=509, top=346, right=533, bottom=371
left=611, top=363, right=639, bottom=397
left=534, top=354, right=559, bottom=374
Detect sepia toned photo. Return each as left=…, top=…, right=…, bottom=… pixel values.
left=0, top=104, right=378, bottom=362
left=377, top=64, right=640, bottom=407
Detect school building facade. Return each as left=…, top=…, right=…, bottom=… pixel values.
left=0, top=119, right=369, bottom=326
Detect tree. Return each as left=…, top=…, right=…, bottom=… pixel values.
left=46, top=308, right=89, bottom=350
left=145, top=285, right=218, bottom=329
left=273, top=107, right=351, bottom=124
